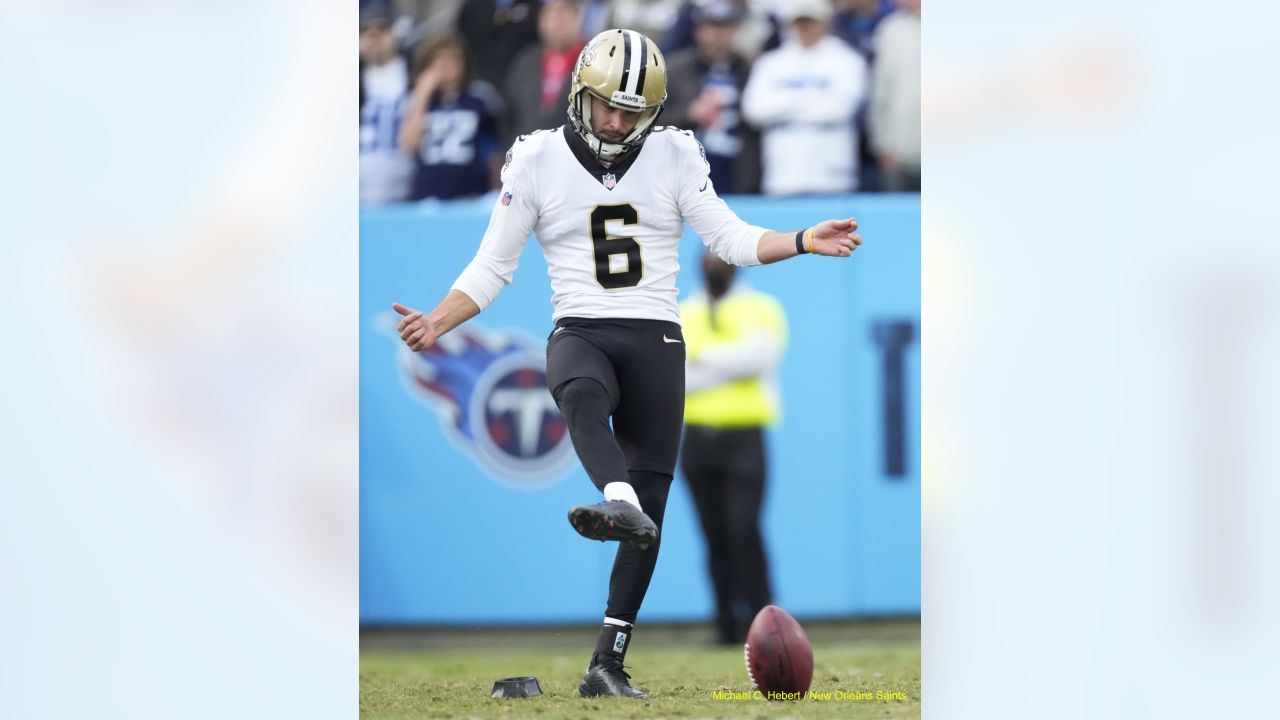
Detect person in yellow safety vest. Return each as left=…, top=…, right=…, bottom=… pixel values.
left=679, top=251, right=788, bottom=645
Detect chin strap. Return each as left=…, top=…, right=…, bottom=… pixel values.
left=588, top=130, right=623, bottom=166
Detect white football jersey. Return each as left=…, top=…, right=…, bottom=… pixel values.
left=451, top=125, right=767, bottom=324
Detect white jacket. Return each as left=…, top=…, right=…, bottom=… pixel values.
left=741, top=36, right=868, bottom=195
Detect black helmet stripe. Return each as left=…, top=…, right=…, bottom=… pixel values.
left=618, top=31, right=633, bottom=96
left=634, top=34, right=648, bottom=98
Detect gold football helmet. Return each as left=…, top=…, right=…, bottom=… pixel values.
left=568, top=29, right=668, bottom=163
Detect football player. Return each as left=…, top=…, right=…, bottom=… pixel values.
left=392, top=28, right=861, bottom=699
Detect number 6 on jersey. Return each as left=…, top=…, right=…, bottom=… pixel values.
left=591, top=204, right=642, bottom=289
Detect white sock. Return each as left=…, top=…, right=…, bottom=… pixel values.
left=603, top=482, right=642, bottom=512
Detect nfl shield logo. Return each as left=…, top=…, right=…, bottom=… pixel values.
left=601, top=173, right=617, bottom=190
left=501, top=191, right=512, bottom=206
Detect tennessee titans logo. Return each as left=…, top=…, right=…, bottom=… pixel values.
left=397, top=325, right=573, bottom=487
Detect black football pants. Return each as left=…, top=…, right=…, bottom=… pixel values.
left=546, top=317, right=685, bottom=625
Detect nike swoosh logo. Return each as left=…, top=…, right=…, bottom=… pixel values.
left=699, top=179, right=709, bottom=192
left=663, top=335, right=682, bottom=344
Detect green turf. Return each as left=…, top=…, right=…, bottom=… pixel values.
left=360, top=620, right=919, bottom=719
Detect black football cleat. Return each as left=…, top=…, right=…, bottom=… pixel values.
left=568, top=500, right=658, bottom=550
left=579, top=653, right=648, bottom=699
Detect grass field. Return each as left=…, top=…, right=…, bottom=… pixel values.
left=361, top=618, right=919, bottom=719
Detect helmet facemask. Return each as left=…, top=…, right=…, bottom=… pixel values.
left=569, top=89, right=663, bottom=164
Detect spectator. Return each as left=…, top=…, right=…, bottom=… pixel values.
left=360, top=3, right=415, bottom=205
left=830, top=0, right=892, bottom=190
left=455, top=0, right=542, bottom=89
left=741, top=0, right=867, bottom=195
left=399, top=33, right=502, bottom=200
left=867, top=0, right=920, bottom=191
left=664, top=0, right=779, bottom=60
left=608, top=0, right=686, bottom=49
left=395, top=0, right=470, bottom=52
left=397, top=0, right=465, bottom=29
left=503, top=0, right=584, bottom=143
left=579, top=0, right=613, bottom=38
left=663, top=0, right=761, bottom=193
left=831, top=0, right=892, bottom=61
left=680, top=253, right=788, bottom=645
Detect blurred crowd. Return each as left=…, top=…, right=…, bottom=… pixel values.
left=360, top=0, right=920, bottom=204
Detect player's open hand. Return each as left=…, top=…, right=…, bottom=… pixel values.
left=809, top=217, right=863, bottom=258
left=393, top=302, right=439, bottom=351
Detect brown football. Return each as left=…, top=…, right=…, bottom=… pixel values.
left=744, top=605, right=814, bottom=699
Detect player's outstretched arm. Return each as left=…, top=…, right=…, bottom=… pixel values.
left=755, top=217, right=863, bottom=264
left=391, top=290, right=481, bottom=351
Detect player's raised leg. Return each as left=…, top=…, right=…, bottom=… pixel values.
left=547, top=326, right=658, bottom=548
